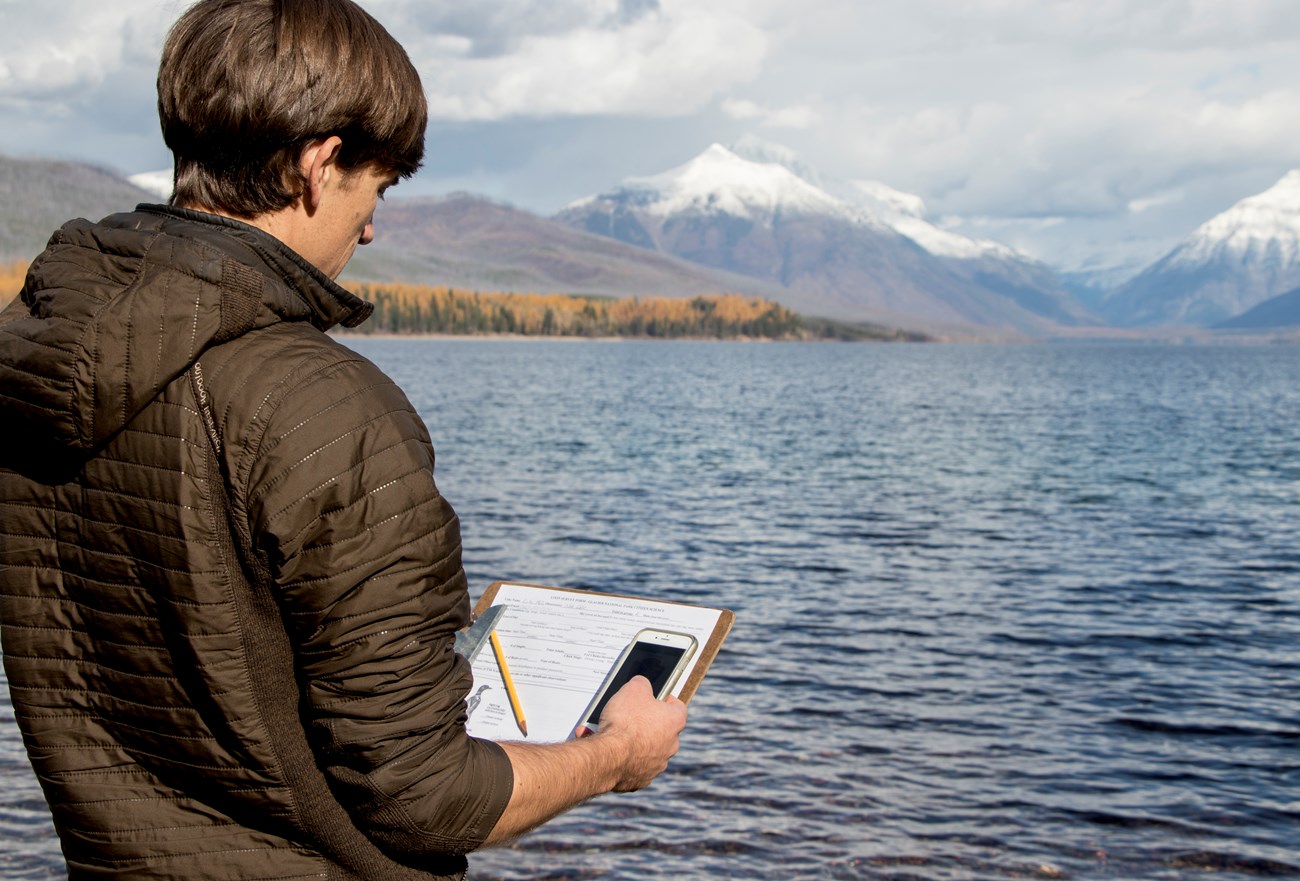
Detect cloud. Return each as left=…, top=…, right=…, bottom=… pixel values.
left=829, top=0, right=1300, bottom=55
left=1128, top=190, right=1184, bottom=214
left=721, top=98, right=819, bottom=129
left=388, top=0, right=768, bottom=120
left=0, top=1, right=175, bottom=104
left=790, top=8, right=1300, bottom=220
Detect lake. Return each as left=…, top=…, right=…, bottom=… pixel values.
left=3, top=340, right=1298, bottom=880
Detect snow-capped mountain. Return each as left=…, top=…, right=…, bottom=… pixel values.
left=1172, top=171, right=1300, bottom=267
left=728, top=138, right=1093, bottom=327
left=1102, top=171, right=1300, bottom=327
left=727, top=135, right=1028, bottom=262
left=565, top=143, right=859, bottom=229
left=558, top=141, right=1094, bottom=332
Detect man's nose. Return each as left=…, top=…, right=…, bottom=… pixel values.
left=359, top=222, right=375, bottom=246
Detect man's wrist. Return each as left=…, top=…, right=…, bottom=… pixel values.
left=580, top=728, right=632, bottom=793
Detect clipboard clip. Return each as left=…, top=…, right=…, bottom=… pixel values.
left=453, top=604, right=506, bottom=664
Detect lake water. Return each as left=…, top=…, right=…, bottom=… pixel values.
left=3, top=340, right=1298, bottom=880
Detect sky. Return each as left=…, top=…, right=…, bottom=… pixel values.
left=3, top=0, right=1300, bottom=278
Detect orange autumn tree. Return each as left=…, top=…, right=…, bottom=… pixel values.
left=347, top=280, right=815, bottom=339
left=0, top=261, right=27, bottom=309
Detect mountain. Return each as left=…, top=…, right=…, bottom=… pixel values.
left=0, top=154, right=836, bottom=322
left=0, top=153, right=156, bottom=262
left=556, top=142, right=1094, bottom=333
left=841, top=179, right=1093, bottom=327
left=1215, top=285, right=1300, bottom=329
left=727, top=135, right=1023, bottom=267
left=1061, top=258, right=1149, bottom=313
left=352, top=193, right=814, bottom=308
left=842, top=179, right=1014, bottom=261
left=1102, top=171, right=1300, bottom=327
left=728, top=135, right=1095, bottom=326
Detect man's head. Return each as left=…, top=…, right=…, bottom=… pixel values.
left=158, top=0, right=426, bottom=220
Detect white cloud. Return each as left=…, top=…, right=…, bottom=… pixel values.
left=394, top=0, right=768, bottom=120
left=1128, top=191, right=1184, bottom=215
left=721, top=98, right=819, bottom=129
left=0, top=1, right=175, bottom=102
left=813, top=0, right=1300, bottom=55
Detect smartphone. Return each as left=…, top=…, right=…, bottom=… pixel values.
left=575, top=629, right=698, bottom=736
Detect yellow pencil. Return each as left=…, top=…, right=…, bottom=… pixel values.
left=490, top=630, right=528, bottom=737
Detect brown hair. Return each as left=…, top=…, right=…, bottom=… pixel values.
left=158, top=0, right=427, bottom=217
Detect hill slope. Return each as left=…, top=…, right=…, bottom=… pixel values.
left=353, top=193, right=838, bottom=315
left=1215, top=285, right=1300, bottom=329
left=0, top=154, right=156, bottom=262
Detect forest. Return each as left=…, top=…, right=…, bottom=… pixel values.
left=346, top=281, right=903, bottom=341
left=0, top=261, right=910, bottom=341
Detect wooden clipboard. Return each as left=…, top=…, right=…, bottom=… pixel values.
left=465, top=582, right=733, bottom=743
left=474, top=581, right=734, bottom=704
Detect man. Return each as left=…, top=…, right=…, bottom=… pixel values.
left=0, top=1, right=686, bottom=878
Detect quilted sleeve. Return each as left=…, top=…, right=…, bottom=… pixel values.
left=231, top=336, right=513, bottom=855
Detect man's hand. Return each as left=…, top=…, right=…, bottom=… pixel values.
left=587, top=676, right=689, bottom=792
left=486, top=675, right=689, bottom=844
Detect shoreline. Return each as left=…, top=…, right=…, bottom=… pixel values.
left=332, top=329, right=1300, bottom=345
left=331, top=331, right=918, bottom=344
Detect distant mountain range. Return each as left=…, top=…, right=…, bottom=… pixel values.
left=556, top=142, right=1095, bottom=335
left=5, top=146, right=1300, bottom=337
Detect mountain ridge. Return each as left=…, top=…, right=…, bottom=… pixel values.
left=0, top=154, right=156, bottom=263
left=9, top=147, right=1300, bottom=336
left=1102, top=170, right=1300, bottom=326
left=556, top=142, right=1095, bottom=334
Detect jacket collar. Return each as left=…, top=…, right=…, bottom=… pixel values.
left=135, top=204, right=374, bottom=330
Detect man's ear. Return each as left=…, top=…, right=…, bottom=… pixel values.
left=300, top=136, right=345, bottom=213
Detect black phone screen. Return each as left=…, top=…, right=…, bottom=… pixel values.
left=586, top=642, right=687, bottom=725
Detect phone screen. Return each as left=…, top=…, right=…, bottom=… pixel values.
left=585, top=642, right=689, bottom=726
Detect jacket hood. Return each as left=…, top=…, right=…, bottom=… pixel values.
left=0, top=206, right=373, bottom=458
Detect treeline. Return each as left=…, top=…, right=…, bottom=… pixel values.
left=0, top=261, right=916, bottom=341
left=346, top=281, right=905, bottom=341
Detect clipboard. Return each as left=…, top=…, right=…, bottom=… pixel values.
left=465, top=581, right=734, bottom=742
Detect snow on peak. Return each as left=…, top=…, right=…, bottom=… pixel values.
left=850, top=180, right=928, bottom=220
left=847, top=179, right=1014, bottom=260
left=1174, top=170, right=1300, bottom=266
left=569, top=137, right=1028, bottom=261
left=618, top=143, right=854, bottom=222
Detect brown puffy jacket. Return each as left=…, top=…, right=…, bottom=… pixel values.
left=0, top=206, right=512, bottom=880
